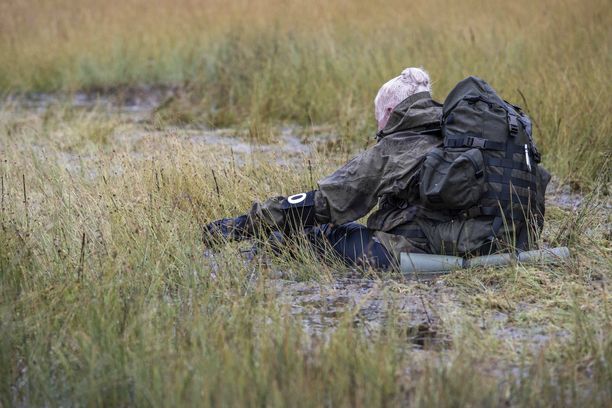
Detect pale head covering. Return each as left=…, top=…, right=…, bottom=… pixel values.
left=374, top=67, right=432, bottom=130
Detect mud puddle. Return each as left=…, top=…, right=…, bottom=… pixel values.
left=4, top=87, right=172, bottom=117
left=118, top=127, right=313, bottom=157
left=25, top=125, right=316, bottom=181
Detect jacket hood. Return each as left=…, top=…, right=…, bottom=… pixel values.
left=376, top=92, right=443, bottom=139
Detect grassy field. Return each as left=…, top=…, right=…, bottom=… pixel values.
left=0, top=100, right=610, bottom=407
left=1, top=0, right=611, bottom=184
left=0, top=0, right=611, bottom=406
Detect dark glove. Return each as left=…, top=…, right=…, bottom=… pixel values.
left=203, top=214, right=252, bottom=245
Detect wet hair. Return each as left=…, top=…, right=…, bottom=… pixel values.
left=374, top=67, right=432, bottom=128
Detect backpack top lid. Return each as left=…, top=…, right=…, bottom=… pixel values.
left=442, top=76, right=535, bottom=148
left=443, top=76, right=505, bottom=117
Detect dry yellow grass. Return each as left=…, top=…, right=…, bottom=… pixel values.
left=0, top=2, right=611, bottom=405
left=1, top=0, right=610, bottom=183
left=0, top=104, right=610, bottom=406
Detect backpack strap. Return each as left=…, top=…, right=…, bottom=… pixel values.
left=446, top=134, right=505, bottom=150
left=484, top=156, right=532, bottom=173
left=486, top=174, right=536, bottom=190
left=460, top=206, right=529, bottom=221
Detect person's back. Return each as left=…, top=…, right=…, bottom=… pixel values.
left=317, top=86, right=443, bottom=259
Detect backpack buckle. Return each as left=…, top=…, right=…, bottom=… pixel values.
left=508, top=112, right=520, bottom=136
left=460, top=206, right=482, bottom=219
left=509, top=123, right=519, bottom=136
left=466, top=136, right=486, bottom=148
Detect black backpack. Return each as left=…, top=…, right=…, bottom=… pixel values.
left=419, top=76, right=546, bottom=251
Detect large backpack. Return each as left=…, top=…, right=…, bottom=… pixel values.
left=419, top=76, right=547, bottom=253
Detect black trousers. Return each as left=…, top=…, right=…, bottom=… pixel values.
left=304, top=222, right=394, bottom=270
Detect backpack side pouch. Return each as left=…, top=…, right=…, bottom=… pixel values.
left=419, top=147, right=485, bottom=210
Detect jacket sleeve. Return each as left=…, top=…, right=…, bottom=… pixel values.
left=315, top=133, right=441, bottom=225
left=249, top=133, right=440, bottom=230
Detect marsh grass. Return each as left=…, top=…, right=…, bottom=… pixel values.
left=0, top=105, right=610, bottom=406
left=1, top=0, right=611, bottom=183
left=1, top=0, right=611, bottom=405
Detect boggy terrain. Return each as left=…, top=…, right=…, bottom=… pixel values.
left=0, top=99, right=610, bottom=406
left=1, top=0, right=610, bottom=405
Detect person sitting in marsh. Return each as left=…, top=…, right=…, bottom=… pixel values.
left=204, top=67, right=551, bottom=270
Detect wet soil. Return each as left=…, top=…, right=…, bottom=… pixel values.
left=267, top=274, right=572, bottom=351
left=546, top=178, right=587, bottom=209
left=5, top=86, right=172, bottom=116
left=269, top=278, right=445, bottom=341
